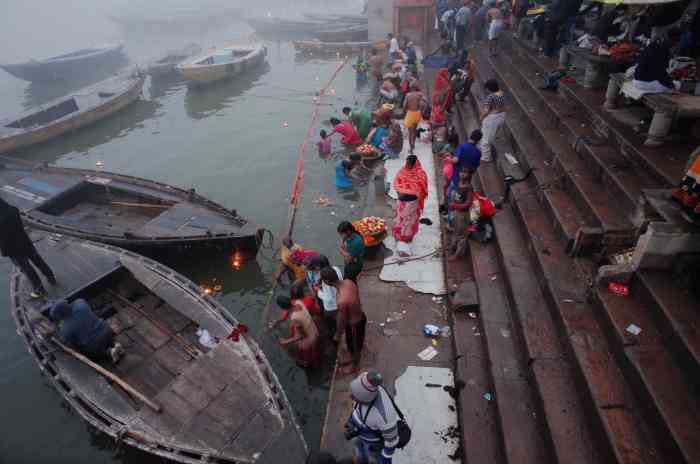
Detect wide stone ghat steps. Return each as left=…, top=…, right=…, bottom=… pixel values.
left=450, top=42, right=700, bottom=464
left=507, top=34, right=695, bottom=189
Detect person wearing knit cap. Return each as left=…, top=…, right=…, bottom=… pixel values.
left=346, top=370, right=400, bottom=464
left=50, top=299, right=123, bottom=363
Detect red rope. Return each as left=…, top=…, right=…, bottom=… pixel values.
left=286, top=57, right=350, bottom=236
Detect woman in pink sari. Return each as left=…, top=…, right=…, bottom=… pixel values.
left=392, top=155, right=428, bottom=251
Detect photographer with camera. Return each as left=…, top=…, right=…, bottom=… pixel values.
left=345, top=370, right=410, bottom=464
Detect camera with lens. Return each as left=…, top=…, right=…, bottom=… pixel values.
left=344, top=418, right=361, bottom=441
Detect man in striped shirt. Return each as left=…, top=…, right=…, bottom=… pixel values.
left=347, top=370, right=400, bottom=464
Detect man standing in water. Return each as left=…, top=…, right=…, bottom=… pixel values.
left=0, top=197, right=56, bottom=298
left=403, top=83, right=426, bottom=154
left=367, top=48, right=385, bottom=84
left=322, top=267, right=366, bottom=375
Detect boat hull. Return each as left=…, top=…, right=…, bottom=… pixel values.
left=0, top=74, right=145, bottom=155
left=177, top=45, right=267, bottom=85
left=0, top=163, right=262, bottom=258
left=0, top=45, right=126, bottom=82
left=10, top=237, right=308, bottom=464
left=315, top=27, right=368, bottom=42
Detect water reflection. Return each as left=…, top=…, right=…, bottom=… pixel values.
left=21, top=55, right=130, bottom=110
left=184, top=62, right=270, bottom=120
left=147, top=73, right=186, bottom=100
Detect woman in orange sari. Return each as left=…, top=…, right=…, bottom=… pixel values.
left=392, top=155, right=428, bottom=248
left=430, top=68, right=454, bottom=128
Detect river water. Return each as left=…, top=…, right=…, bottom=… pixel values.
left=0, top=2, right=371, bottom=462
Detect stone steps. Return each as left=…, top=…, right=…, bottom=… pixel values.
left=500, top=48, right=663, bottom=216
left=509, top=36, right=692, bottom=187
left=455, top=46, right=667, bottom=464
left=473, top=46, right=637, bottom=254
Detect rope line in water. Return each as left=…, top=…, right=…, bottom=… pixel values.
left=260, top=57, right=351, bottom=330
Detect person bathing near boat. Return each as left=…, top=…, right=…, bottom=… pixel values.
left=479, top=78, right=506, bottom=162
left=343, top=106, right=372, bottom=140
left=403, top=83, right=426, bottom=155
left=0, top=197, right=57, bottom=299
left=329, top=118, right=364, bottom=148
left=321, top=267, right=366, bottom=375
left=393, top=155, right=429, bottom=256
left=275, top=296, right=320, bottom=368
left=49, top=299, right=124, bottom=363
left=337, top=221, right=365, bottom=283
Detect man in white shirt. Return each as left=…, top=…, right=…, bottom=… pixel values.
left=440, top=8, right=456, bottom=40
left=387, top=33, right=400, bottom=62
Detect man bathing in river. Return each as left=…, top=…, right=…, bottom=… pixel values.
left=322, top=267, right=366, bottom=375
left=403, top=83, right=426, bottom=154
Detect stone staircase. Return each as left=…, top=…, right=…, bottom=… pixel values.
left=449, top=36, right=700, bottom=464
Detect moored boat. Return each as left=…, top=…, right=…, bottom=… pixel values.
left=147, top=44, right=202, bottom=78
left=10, top=235, right=308, bottom=463
left=293, top=40, right=374, bottom=54
left=0, top=72, right=145, bottom=155
left=0, top=44, right=126, bottom=82
left=176, top=43, right=267, bottom=85
left=243, top=16, right=331, bottom=36
left=0, top=160, right=263, bottom=257
left=314, top=24, right=369, bottom=42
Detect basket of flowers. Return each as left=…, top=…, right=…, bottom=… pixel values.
left=352, top=216, right=388, bottom=247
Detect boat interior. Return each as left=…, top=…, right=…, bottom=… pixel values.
left=5, top=98, right=79, bottom=129
left=37, top=182, right=178, bottom=230
left=18, top=253, right=288, bottom=460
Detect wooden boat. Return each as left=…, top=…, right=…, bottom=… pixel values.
left=0, top=160, right=263, bottom=257
left=304, top=13, right=368, bottom=24
left=0, top=44, right=126, bottom=82
left=243, top=16, right=332, bottom=36
left=315, top=24, right=369, bottom=43
left=177, top=43, right=267, bottom=85
left=293, top=40, right=374, bottom=54
left=10, top=234, right=308, bottom=463
left=0, top=72, right=145, bottom=155
left=147, top=44, right=202, bottom=78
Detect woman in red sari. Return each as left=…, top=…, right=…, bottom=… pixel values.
left=392, top=155, right=428, bottom=250
left=430, top=68, right=454, bottom=128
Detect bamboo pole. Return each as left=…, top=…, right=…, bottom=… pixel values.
left=51, top=337, right=162, bottom=413
left=107, top=290, right=202, bottom=358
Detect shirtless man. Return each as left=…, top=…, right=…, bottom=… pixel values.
left=403, top=83, right=426, bottom=154
left=367, top=48, right=384, bottom=83
left=321, top=267, right=366, bottom=374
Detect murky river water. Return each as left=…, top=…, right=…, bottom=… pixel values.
left=0, top=2, right=371, bottom=462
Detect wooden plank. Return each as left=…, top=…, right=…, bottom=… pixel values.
left=113, top=332, right=154, bottom=376
left=153, top=341, right=192, bottom=376
left=128, top=359, right=175, bottom=399
left=153, top=389, right=200, bottom=425
left=180, top=411, right=232, bottom=452
left=181, top=358, right=227, bottom=398
left=203, top=387, right=250, bottom=431
left=152, top=303, right=191, bottom=333
left=169, top=375, right=212, bottom=411
left=131, top=317, right=171, bottom=350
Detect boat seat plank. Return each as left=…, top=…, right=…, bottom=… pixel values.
left=180, top=411, right=232, bottom=452
left=152, top=303, right=191, bottom=333
left=224, top=412, right=277, bottom=457
left=153, top=340, right=193, bottom=377
left=204, top=385, right=254, bottom=432
left=137, top=203, right=237, bottom=238
left=54, top=354, right=137, bottom=423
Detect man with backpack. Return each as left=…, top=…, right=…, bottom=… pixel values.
left=345, top=370, right=409, bottom=464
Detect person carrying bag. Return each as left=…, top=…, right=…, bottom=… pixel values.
left=345, top=370, right=412, bottom=464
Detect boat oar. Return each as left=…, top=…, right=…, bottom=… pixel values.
left=110, top=201, right=170, bottom=209
left=107, top=290, right=202, bottom=358
left=50, top=336, right=162, bottom=413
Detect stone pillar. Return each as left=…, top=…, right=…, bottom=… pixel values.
left=583, top=61, right=608, bottom=89
left=558, top=46, right=570, bottom=67
left=645, top=111, right=674, bottom=147
left=603, top=77, right=622, bottom=110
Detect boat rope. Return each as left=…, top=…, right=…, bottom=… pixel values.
left=260, top=57, right=350, bottom=330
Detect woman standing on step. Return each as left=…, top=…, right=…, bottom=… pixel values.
left=479, top=78, right=506, bottom=162
left=392, top=155, right=429, bottom=254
